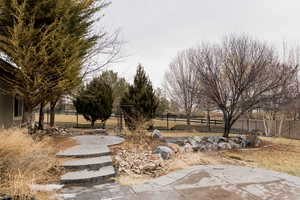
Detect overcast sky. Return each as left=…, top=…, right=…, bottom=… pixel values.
left=100, top=0, right=300, bottom=87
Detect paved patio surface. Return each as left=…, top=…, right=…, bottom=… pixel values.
left=59, top=165, right=300, bottom=200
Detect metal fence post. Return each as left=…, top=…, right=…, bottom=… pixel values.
left=255, top=120, right=257, bottom=130
left=288, top=120, right=291, bottom=138
left=76, top=112, right=79, bottom=128
left=275, top=120, right=277, bottom=137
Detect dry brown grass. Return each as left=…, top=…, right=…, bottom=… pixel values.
left=222, top=137, right=300, bottom=177
left=40, top=114, right=203, bottom=129
left=0, top=129, right=60, bottom=199
left=160, top=130, right=222, bottom=137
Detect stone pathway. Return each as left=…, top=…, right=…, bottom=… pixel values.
left=56, top=135, right=124, bottom=185
left=58, top=165, right=300, bottom=200
left=56, top=135, right=300, bottom=200
left=130, top=165, right=300, bottom=200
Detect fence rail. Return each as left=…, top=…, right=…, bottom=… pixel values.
left=42, top=112, right=300, bottom=140
left=232, top=119, right=300, bottom=140
left=156, top=116, right=224, bottom=125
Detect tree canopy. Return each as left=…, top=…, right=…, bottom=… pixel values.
left=73, top=77, right=113, bottom=127
left=98, top=70, right=129, bottom=112
left=0, top=0, right=109, bottom=125
left=192, top=35, right=297, bottom=137
left=121, top=64, right=159, bottom=130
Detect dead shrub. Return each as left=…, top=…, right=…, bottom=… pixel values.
left=0, top=128, right=57, bottom=199
left=120, top=116, right=153, bottom=142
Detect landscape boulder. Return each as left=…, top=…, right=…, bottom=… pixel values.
left=244, top=135, right=262, bottom=147
left=152, top=129, right=162, bottom=139
left=183, top=142, right=193, bottom=152
left=153, top=146, right=174, bottom=160
left=218, top=142, right=232, bottom=150
left=187, top=135, right=262, bottom=152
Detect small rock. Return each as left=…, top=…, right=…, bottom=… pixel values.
left=207, top=136, right=218, bottom=144
left=206, top=143, right=219, bottom=151
left=183, top=142, right=193, bottom=152
left=218, top=142, right=232, bottom=150
left=228, top=140, right=241, bottom=149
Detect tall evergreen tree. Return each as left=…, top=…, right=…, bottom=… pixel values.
left=73, top=78, right=113, bottom=128
left=0, top=0, right=108, bottom=126
left=121, top=64, right=159, bottom=130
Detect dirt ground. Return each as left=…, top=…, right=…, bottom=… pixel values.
left=222, top=137, right=300, bottom=177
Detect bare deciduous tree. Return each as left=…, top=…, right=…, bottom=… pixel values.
left=164, top=49, right=199, bottom=126
left=261, top=48, right=300, bottom=136
left=192, top=35, right=297, bottom=137
left=196, top=90, right=217, bottom=132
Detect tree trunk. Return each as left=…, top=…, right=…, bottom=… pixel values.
left=207, top=109, right=211, bottom=132
left=223, top=122, right=230, bottom=138
left=223, top=113, right=231, bottom=138
left=186, top=113, right=191, bottom=126
left=263, top=112, right=272, bottom=136
left=263, top=117, right=269, bottom=136
left=38, top=102, right=45, bottom=130
left=91, top=120, right=95, bottom=128
left=102, top=120, right=106, bottom=129
left=22, top=103, right=34, bottom=129
left=50, top=100, right=57, bottom=127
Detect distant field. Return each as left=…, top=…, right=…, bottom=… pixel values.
left=35, top=113, right=119, bottom=127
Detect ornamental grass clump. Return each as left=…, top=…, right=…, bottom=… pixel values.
left=0, top=129, right=57, bottom=200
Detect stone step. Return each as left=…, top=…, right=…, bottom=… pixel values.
left=60, top=156, right=113, bottom=170
left=73, top=135, right=125, bottom=146
left=60, top=166, right=116, bottom=185
left=56, top=145, right=111, bottom=158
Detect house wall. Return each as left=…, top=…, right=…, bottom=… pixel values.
left=0, top=93, right=14, bottom=128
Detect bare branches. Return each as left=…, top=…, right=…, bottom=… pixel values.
left=191, top=34, right=297, bottom=137
left=164, top=49, right=199, bottom=125
left=82, top=29, right=124, bottom=77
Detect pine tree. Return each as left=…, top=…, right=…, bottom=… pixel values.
left=73, top=78, right=113, bottom=128
left=121, top=64, right=159, bottom=130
